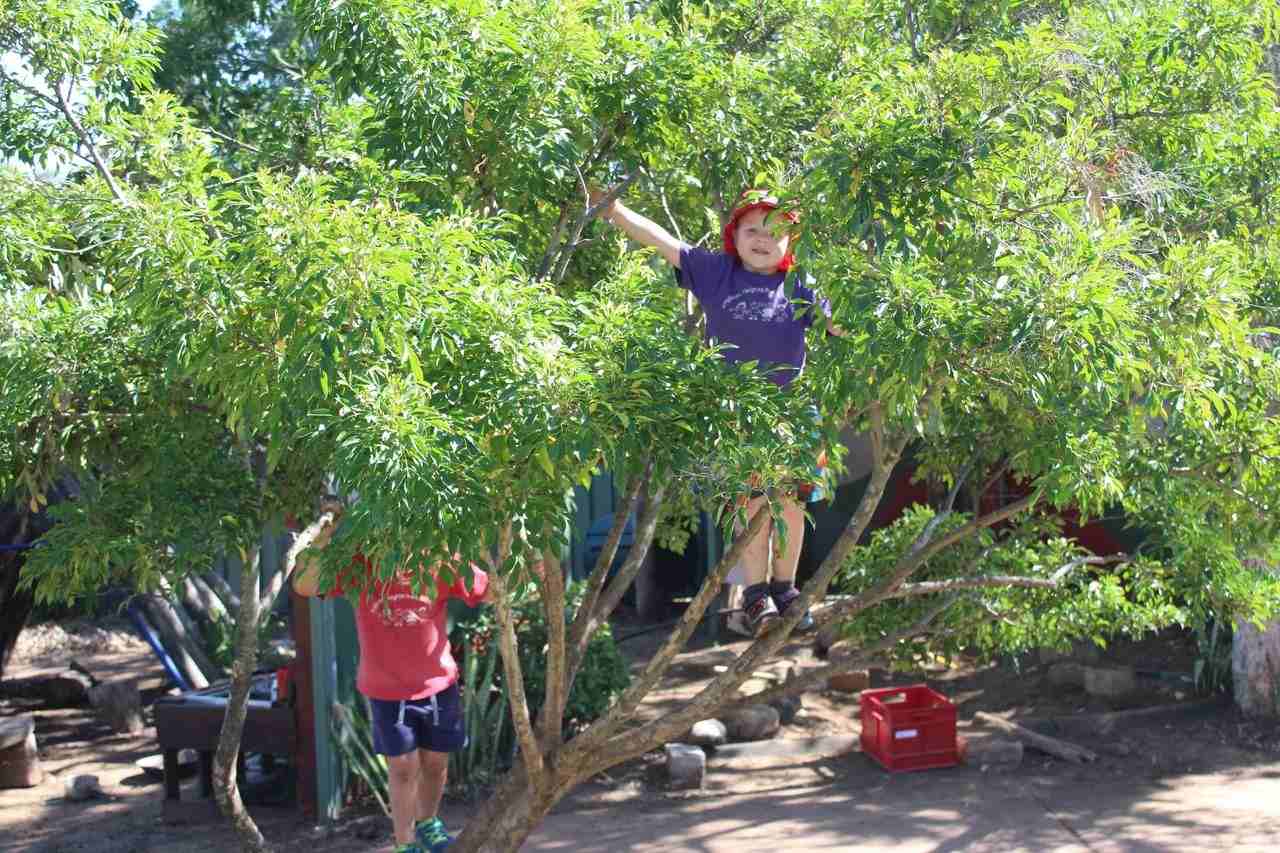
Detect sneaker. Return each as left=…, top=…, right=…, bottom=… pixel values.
left=743, top=591, right=780, bottom=636
left=415, top=817, right=453, bottom=852
left=394, top=845, right=425, bottom=853
left=771, top=586, right=816, bottom=634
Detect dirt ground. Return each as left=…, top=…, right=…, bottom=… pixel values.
left=2, top=617, right=1278, bottom=853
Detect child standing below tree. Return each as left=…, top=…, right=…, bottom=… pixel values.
left=591, top=187, right=838, bottom=636
left=291, top=512, right=489, bottom=853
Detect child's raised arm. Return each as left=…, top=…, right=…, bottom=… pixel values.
left=590, top=189, right=687, bottom=269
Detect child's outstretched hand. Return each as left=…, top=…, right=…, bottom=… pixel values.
left=587, top=186, right=616, bottom=222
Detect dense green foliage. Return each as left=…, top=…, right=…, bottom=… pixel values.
left=3, top=0, right=1279, bottom=846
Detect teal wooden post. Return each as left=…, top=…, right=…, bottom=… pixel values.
left=307, top=596, right=345, bottom=820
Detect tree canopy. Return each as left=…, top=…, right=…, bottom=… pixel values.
left=2, top=0, right=1279, bottom=849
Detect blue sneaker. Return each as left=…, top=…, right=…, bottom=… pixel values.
left=415, top=817, right=453, bottom=852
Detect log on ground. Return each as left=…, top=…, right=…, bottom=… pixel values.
left=972, top=711, right=1097, bottom=763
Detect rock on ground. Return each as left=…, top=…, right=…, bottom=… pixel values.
left=722, top=705, right=780, bottom=742
left=687, top=719, right=728, bottom=748
left=664, top=743, right=706, bottom=790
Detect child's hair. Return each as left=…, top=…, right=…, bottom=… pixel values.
left=721, top=190, right=800, bottom=273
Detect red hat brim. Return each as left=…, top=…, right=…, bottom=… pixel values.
left=722, top=199, right=799, bottom=273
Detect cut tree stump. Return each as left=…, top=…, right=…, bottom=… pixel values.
left=972, top=711, right=1097, bottom=763
left=89, top=679, right=145, bottom=734
left=0, top=714, right=42, bottom=788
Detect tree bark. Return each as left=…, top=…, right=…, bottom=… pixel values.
left=212, top=543, right=269, bottom=853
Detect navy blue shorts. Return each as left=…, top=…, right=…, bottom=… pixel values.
left=368, top=683, right=467, bottom=757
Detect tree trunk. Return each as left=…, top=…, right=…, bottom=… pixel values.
left=0, top=479, right=80, bottom=678
left=212, top=544, right=269, bottom=853
left=0, top=506, right=37, bottom=680
left=451, top=767, right=577, bottom=853
left=1233, top=618, right=1280, bottom=718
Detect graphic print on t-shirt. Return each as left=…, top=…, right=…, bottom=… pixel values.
left=370, top=572, right=437, bottom=628
left=724, top=286, right=791, bottom=322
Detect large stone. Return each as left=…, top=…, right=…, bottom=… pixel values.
left=64, top=774, right=103, bottom=801
left=1047, top=662, right=1085, bottom=689
left=0, top=715, right=34, bottom=751
left=0, top=717, right=42, bottom=789
left=1233, top=615, right=1280, bottom=718
left=1084, top=666, right=1137, bottom=699
left=828, top=669, right=870, bottom=693
left=663, top=743, right=705, bottom=790
left=737, top=678, right=774, bottom=697
left=957, top=733, right=1023, bottom=768
left=722, top=704, right=781, bottom=742
left=687, top=719, right=728, bottom=748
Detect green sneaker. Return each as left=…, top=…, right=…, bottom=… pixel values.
left=414, top=817, right=453, bottom=852
left=393, top=844, right=425, bottom=853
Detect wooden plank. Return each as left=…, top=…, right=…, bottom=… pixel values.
left=973, top=711, right=1097, bottom=763
left=154, top=700, right=294, bottom=754
left=290, top=586, right=318, bottom=819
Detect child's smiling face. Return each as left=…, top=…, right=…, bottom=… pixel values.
left=733, top=208, right=791, bottom=274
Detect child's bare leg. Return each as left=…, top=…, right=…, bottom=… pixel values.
left=740, top=493, right=773, bottom=587
left=770, top=496, right=805, bottom=584
left=386, top=750, right=421, bottom=845
left=416, top=749, right=449, bottom=824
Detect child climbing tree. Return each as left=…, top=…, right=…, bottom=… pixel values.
left=2, top=1, right=1278, bottom=851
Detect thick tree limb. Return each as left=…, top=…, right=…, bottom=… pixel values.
left=212, top=543, right=268, bottom=852
left=585, top=419, right=910, bottom=762
left=536, top=546, right=567, bottom=751
left=573, top=499, right=772, bottom=751
left=260, top=499, right=343, bottom=612
left=488, top=540, right=545, bottom=790
left=717, top=595, right=962, bottom=714
left=581, top=480, right=667, bottom=644
left=564, top=467, right=648, bottom=679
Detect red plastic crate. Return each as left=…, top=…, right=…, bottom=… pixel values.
left=859, top=684, right=958, bottom=772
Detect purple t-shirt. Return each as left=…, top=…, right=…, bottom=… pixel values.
left=678, top=247, right=826, bottom=387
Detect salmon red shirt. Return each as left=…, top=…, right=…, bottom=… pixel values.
left=329, top=556, right=488, bottom=701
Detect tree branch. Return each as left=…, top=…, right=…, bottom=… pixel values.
left=577, top=411, right=911, bottom=759
left=882, top=551, right=1133, bottom=601
left=259, top=498, right=343, bottom=613
left=51, top=80, right=126, bottom=204
left=564, top=466, right=648, bottom=678
left=489, top=560, right=545, bottom=790
left=813, top=490, right=1039, bottom=631
left=717, top=595, right=962, bottom=715
left=535, top=203, right=570, bottom=281
left=536, top=545, right=567, bottom=751
left=572, top=499, right=773, bottom=751
left=551, top=172, right=637, bottom=285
